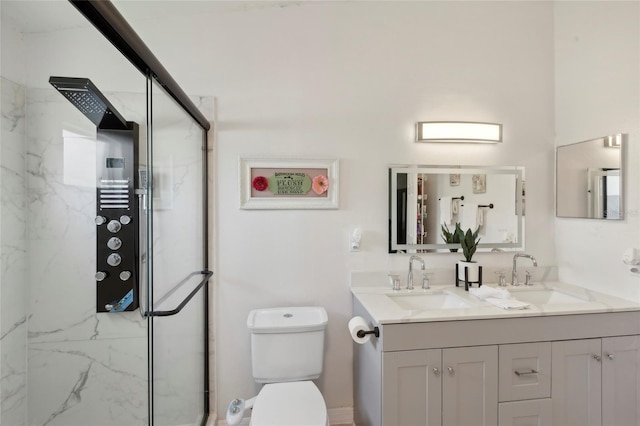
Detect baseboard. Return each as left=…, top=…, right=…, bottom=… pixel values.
left=215, top=416, right=250, bottom=426
left=206, top=412, right=218, bottom=426
left=213, top=407, right=354, bottom=426
left=328, top=406, right=355, bottom=425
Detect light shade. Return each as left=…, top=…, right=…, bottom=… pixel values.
left=603, top=134, right=622, bottom=148
left=416, top=121, right=502, bottom=143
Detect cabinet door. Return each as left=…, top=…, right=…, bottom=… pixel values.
left=602, top=335, right=640, bottom=426
left=383, top=349, right=442, bottom=426
left=552, top=339, right=602, bottom=426
left=442, top=345, right=498, bottom=426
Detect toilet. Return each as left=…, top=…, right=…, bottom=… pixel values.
left=226, top=306, right=329, bottom=426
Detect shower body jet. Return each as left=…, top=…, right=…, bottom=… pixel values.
left=50, top=77, right=140, bottom=313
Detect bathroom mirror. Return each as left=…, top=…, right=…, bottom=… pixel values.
left=389, top=165, right=525, bottom=253
left=556, top=134, right=626, bottom=219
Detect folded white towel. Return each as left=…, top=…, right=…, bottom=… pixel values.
left=485, top=298, right=531, bottom=310
left=461, top=203, right=480, bottom=232
left=452, top=199, right=459, bottom=214
left=469, top=286, right=510, bottom=300
left=440, top=196, right=453, bottom=226
left=477, top=207, right=486, bottom=235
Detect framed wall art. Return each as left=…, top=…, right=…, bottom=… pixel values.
left=239, top=158, right=339, bottom=209
left=472, top=173, right=487, bottom=194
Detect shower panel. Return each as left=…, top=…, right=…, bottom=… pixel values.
left=49, top=76, right=140, bottom=312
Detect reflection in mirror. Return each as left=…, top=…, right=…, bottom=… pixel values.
left=556, top=134, right=626, bottom=219
left=389, top=166, right=525, bottom=253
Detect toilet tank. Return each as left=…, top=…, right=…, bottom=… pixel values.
left=247, top=306, right=328, bottom=383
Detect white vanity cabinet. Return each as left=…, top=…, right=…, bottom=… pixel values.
left=353, top=296, right=640, bottom=426
left=382, top=346, right=498, bottom=426
left=552, top=336, right=640, bottom=426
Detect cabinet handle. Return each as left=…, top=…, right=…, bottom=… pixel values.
left=433, top=367, right=440, bottom=376
left=593, top=354, right=601, bottom=362
left=447, top=366, right=455, bottom=375
left=514, top=369, right=539, bottom=377
left=607, top=353, right=614, bottom=360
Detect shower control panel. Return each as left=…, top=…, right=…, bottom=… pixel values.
left=95, top=123, right=139, bottom=313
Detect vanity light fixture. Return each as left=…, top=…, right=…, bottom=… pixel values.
left=416, top=121, right=502, bottom=143
left=604, top=133, right=622, bottom=148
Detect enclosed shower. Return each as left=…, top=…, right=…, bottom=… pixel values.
left=0, top=1, right=212, bottom=425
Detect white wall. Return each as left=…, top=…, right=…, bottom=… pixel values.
left=122, top=1, right=554, bottom=416
left=554, top=1, right=640, bottom=300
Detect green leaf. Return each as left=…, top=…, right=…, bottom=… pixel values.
left=441, top=223, right=460, bottom=244
left=457, top=226, right=481, bottom=262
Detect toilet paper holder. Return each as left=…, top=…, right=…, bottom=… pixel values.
left=357, top=327, right=380, bottom=338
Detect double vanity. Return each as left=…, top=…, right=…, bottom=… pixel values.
left=371, top=147, right=634, bottom=425
left=351, top=276, right=640, bottom=426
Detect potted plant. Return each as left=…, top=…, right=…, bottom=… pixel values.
left=440, top=223, right=460, bottom=252
left=456, top=225, right=481, bottom=282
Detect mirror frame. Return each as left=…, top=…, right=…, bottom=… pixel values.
left=556, top=134, right=626, bottom=220
left=389, top=165, right=525, bottom=253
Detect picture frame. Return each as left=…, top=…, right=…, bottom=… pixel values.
left=239, top=157, right=339, bottom=210
left=472, top=173, right=487, bottom=194
left=449, top=173, right=460, bottom=186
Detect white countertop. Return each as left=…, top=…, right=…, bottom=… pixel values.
left=351, top=281, right=640, bottom=325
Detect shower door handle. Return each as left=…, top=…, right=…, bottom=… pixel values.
left=143, top=270, right=212, bottom=317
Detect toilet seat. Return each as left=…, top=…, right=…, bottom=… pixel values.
left=250, top=381, right=328, bottom=426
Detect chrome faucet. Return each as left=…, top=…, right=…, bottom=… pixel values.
left=512, top=253, right=538, bottom=286
left=408, top=255, right=425, bottom=290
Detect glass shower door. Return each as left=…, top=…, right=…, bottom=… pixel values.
left=146, top=78, right=209, bottom=426
left=21, top=80, right=150, bottom=426
left=1, top=2, right=211, bottom=425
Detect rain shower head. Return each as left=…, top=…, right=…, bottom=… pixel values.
left=49, top=76, right=128, bottom=130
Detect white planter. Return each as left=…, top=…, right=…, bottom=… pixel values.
left=458, top=260, right=481, bottom=282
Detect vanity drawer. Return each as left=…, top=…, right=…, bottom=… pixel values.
left=499, top=342, right=551, bottom=402
left=498, top=399, right=552, bottom=426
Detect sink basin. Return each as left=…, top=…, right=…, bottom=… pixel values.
left=387, top=292, right=473, bottom=311
left=510, top=289, right=586, bottom=305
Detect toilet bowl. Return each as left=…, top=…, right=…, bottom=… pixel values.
left=250, top=381, right=328, bottom=426
left=226, top=307, right=329, bottom=426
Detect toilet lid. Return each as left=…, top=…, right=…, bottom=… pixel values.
left=250, top=381, right=328, bottom=426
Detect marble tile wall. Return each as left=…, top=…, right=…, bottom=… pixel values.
left=1, top=76, right=28, bottom=426
left=25, top=87, right=149, bottom=426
